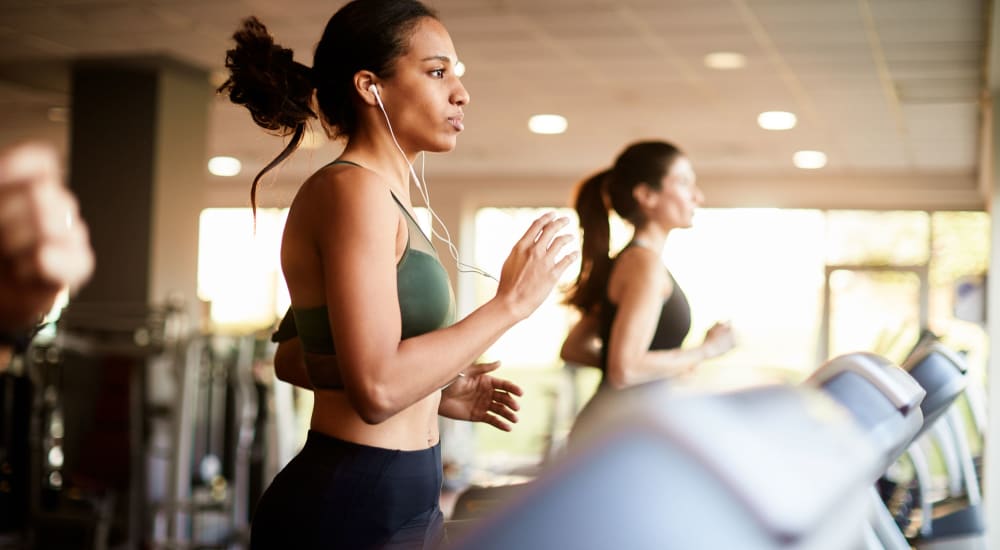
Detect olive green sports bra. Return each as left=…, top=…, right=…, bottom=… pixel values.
left=271, top=159, right=456, bottom=389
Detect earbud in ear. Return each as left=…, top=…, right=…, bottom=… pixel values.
left=368, top=84, right=379, bottom=97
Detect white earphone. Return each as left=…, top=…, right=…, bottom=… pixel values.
left=367, top=80, right=497, bottom=282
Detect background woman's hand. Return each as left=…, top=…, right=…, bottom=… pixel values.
left=701, top=321, right=736, bottom=360
left=496, top=212, right=578, bottom=320
left=438, top=361, right=523, bottom=431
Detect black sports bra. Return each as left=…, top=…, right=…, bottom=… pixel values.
left=597, top=242, right=691, bottom=375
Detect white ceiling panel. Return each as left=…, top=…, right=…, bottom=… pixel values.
left=0, top=0, right=987, bottom=209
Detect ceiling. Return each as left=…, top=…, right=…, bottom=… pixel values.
left=0, top=0, right=990, bottom=209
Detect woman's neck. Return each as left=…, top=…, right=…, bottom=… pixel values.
left=631, top=225, right=669, bottom=252
left=341, top=131, right=418, bottom=201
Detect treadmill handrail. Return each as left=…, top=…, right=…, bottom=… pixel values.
left=902, top=342, right=969, bottom=375
left=806, top=353, right=925, bottom=415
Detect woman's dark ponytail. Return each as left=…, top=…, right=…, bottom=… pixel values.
left=218, top=16, right=317, bottom=216
left=564, top=140, right=683, bottom=314
left=564, top=169, right=613, bottom=314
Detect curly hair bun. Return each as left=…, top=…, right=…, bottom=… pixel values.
left=218, top=16, right=316, bottom=135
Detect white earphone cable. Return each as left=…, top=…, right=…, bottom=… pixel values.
left=373, top=88, right=497, bottom=281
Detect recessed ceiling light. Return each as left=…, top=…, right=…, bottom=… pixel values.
left=208, top=156, right=242, bottom=177
left=793, top=150, right=827, bottom=169
left=528, top=114, right=567, bottom=135
left=704, top=52, right=746, bottom=70
left=455, top=61, right=466, bottom=77
left=757, top=111, right=797, bottom=130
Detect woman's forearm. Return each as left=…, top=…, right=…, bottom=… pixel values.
left=608, top=345, right=707, bottom=388
left=560, top=313, right=601, bottom=366
left=274, top=339, right=314, bottom=390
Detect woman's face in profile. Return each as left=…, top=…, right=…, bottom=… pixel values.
left=378, top=17, right=470, bottom=154
left=655, top=156, right=703, bottom=229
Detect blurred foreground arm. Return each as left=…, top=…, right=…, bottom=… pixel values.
left=0, top=142, right=94, bottom=355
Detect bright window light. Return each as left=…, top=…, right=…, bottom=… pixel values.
left=198, top=208, right=289, bottom=330
left=196, top=207, right=428, bottom=332
left=793, top=150, right=828, bottom=169
left=300, top=128, right=327, bottom=150
left=208, top=156, right=242, bottom=177
left=704, top=52, right=746, bottom=70
left=455, top=61, right=466, bottom=77
left=528, top=114, right=568, bottom=135
left=473, top=208, right=580, bottom=368
left=757, top=111, right=797, bottom=130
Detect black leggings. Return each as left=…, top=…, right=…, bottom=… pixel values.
left=250, top=431, right=445, bottom=549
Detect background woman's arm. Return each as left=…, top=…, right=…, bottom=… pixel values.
left=560, top=313, right=601, bottom=367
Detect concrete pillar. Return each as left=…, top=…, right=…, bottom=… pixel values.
left=68, top=57, right=209, bottom=324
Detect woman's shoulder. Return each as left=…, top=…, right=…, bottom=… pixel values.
left=292, top=162, right=395, bottom=219
left=302, top=161, right=384, bottom=198
left=616, top=245, right=664, bottom=273
left=612, top=246, right=669, bottom=291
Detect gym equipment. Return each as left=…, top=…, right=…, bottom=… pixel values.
left=26, top=302, right=187, bottom=549
left=451, top=382, right=881, bottom=550
left=804, top=352, right=925, bottom=472
left=901, top=343, right=985, bottom=550
left=804, top=351, right=926, bottom=550
left=160, top=334, right=260, bottom=549
left=450, top=482, right=529, bottom=522
left=0, top=359, right=34, bottom=544
left=16, top=301, right=266, bottom=549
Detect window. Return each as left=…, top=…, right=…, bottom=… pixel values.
left=467, top=207, right=989, bottom=467
left=196, top=205, right=989, bottom=469
left=197, top=208, right=289, bottom=331
left=826, top=211, right=930, bottom=265
left=197, top=207, right=433, bottom=331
